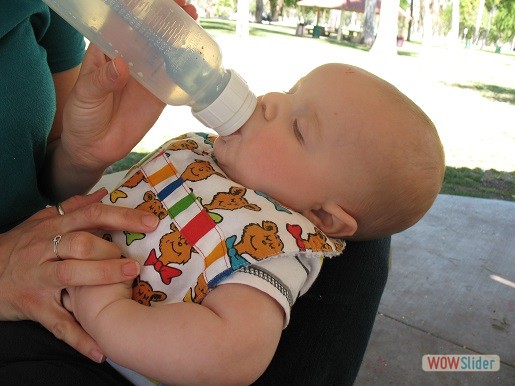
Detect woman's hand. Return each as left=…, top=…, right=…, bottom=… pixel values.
left=55, top=45, right=166, bottom=191
left=61, top=0, right=199, bottom=170
left=176, top=0, right=198, bottom=20
left=0, top=189, right=158, bottom=362
left=46, top=1, right=198, bottom=201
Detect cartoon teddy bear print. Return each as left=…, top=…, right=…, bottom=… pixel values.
left=135, top=190, right=168, bottom=220
left=183, top=273, right=209, bottom=304
left=165, top=138, right=199, bottom=152
left=132, top=277, right=167, bottom=306
left=110, top=170, right=147, bottom=203
left=121, top=190, right=169, bottom=245
left=204, top=186, right=261, bottom=212
left=287, top=223, right=344, bottom=253
left=226, top=220, right=284, bottom=270
left=144, top=223, right=196, bottom=285
left=165, top=137, right=213, bottom=157
left=181, top=159, right=225, bottom=182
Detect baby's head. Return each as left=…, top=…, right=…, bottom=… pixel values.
left=214, top=63, right=445, bottom=240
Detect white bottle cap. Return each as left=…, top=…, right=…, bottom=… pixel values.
left=193, top=69, right=257, bottom=136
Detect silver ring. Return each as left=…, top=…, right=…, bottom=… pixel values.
left=53, top=235, right=62, bottom=259
left=56, top=202, right=65, bottom=216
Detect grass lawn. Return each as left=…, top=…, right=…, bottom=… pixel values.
left=442, top=167, right=514, bottom=201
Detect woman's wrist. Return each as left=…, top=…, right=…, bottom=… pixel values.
left=40, top=139, right=107, bottom=202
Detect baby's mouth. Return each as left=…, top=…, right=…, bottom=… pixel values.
left=218, top=127, right=243, bottom=145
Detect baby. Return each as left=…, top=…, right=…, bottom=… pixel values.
left=214, top=63, right=444, bottom=240
left=65, top=63, right=444, bottom=385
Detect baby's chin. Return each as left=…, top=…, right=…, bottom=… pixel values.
left=213, top=137, right=234, bottom=175
left=212, top=135, right=226, bottom=160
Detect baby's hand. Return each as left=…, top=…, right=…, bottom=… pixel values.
left=63, top=280, right=133, bottom=329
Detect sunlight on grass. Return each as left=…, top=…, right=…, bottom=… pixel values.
left=441, top=167, right=515, bottom=201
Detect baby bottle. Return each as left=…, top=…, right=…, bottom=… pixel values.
left=43, top=0, right=257, bottom=136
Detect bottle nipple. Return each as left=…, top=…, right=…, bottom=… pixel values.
left=193, top=70, right=257, bottom=136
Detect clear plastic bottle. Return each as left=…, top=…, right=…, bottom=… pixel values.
left=43, top=0, right=256, bottom=136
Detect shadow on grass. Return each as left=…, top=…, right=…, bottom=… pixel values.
left=324, top=37, right=370, bottom=52
left=446, top=82, right=515, bottom=105
left=397, top=50, right=418, bottom=57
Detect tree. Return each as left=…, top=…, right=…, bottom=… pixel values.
left=236, top=0, right=250, bottom=37
left=370, top=0, right=401, bottom=57
left=449, top=0, right=460, bottom=46
left=362, top=0, right=379, bottom=46
left=255, top=0, right=264, bottom=23
left=452, top=0, right=515, bottom=46
left=488, top=0, right=515, bottom=46
left=421, top=0, right=434, bottom=47
left=473, top=0, right=486, bottom=42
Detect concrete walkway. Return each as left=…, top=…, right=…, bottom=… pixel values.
left=355, top=194, right=515, bottom=385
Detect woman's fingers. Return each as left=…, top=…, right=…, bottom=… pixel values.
left=59, top=187, right=109, bottom=213
left=38, top=299, right=105, bottom=363
left=40, top=256, right=140, bottom=289
left=53, top=230, right=120, bottom=261
left=64, top=202, right=159, bottom=233
left=45, top=218, right=141, bottom=287
left=50, top=191, right=159, bottom=235
left=38, top=188, right=108, bottom=220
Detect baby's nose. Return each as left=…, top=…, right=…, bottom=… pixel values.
left=261, top=92, right=285, bottom=121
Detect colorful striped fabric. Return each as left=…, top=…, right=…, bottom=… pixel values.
left=140, top=152, right=231, bottom=284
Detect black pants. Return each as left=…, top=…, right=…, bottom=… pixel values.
left=253, top=238, right=390, bottom=385
left=0, top=238, right=389, bottom=386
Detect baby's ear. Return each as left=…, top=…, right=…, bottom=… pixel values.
left=303, top=202, right=357, bottom=237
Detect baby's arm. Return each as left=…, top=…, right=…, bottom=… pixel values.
left=67, top=281, right=283, bottom=385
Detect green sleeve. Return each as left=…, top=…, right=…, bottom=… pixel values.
left=40, top=9, right=86, bottom=73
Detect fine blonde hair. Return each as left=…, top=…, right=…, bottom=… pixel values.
left=340, top=74, right=445, bottom=240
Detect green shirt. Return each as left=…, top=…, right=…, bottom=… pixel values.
left=0, top=0, right=85, bottom=232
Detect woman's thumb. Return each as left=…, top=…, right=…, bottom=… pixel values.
left=85, top=57, right=130, bottom=99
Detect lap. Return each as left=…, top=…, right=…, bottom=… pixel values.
left=0, top=320, right=131, bottom=385
left=0, top=238, right=389, bottom=385
left=253, top=237, right=391, bottom=385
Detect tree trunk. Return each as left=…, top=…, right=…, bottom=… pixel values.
left=407, top=0, right=414, bottom=41
left=270, top=0, right=284, bottom=21
left=362, top=0, right=378, bottom=46
left=370, top=0, right=401, bottom=57
left=448, top=0, right=460, bottom=47
left=422, top=0, right=433, bottom=48
left=473, top=0, right=485, bottom=44
left=236, top=0, right=250, bottom=38
left=255, top=0, right=264, bottom=23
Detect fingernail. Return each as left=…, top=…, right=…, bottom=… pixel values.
left=91, top=349, right=105, bottom=363
left=89, top=187, right=108, bottom=197
left=142, top=214, right=159, bottom=228
left=123, top=261, right=140, bottom=277
left=108, top=60, right=119, bottom=81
